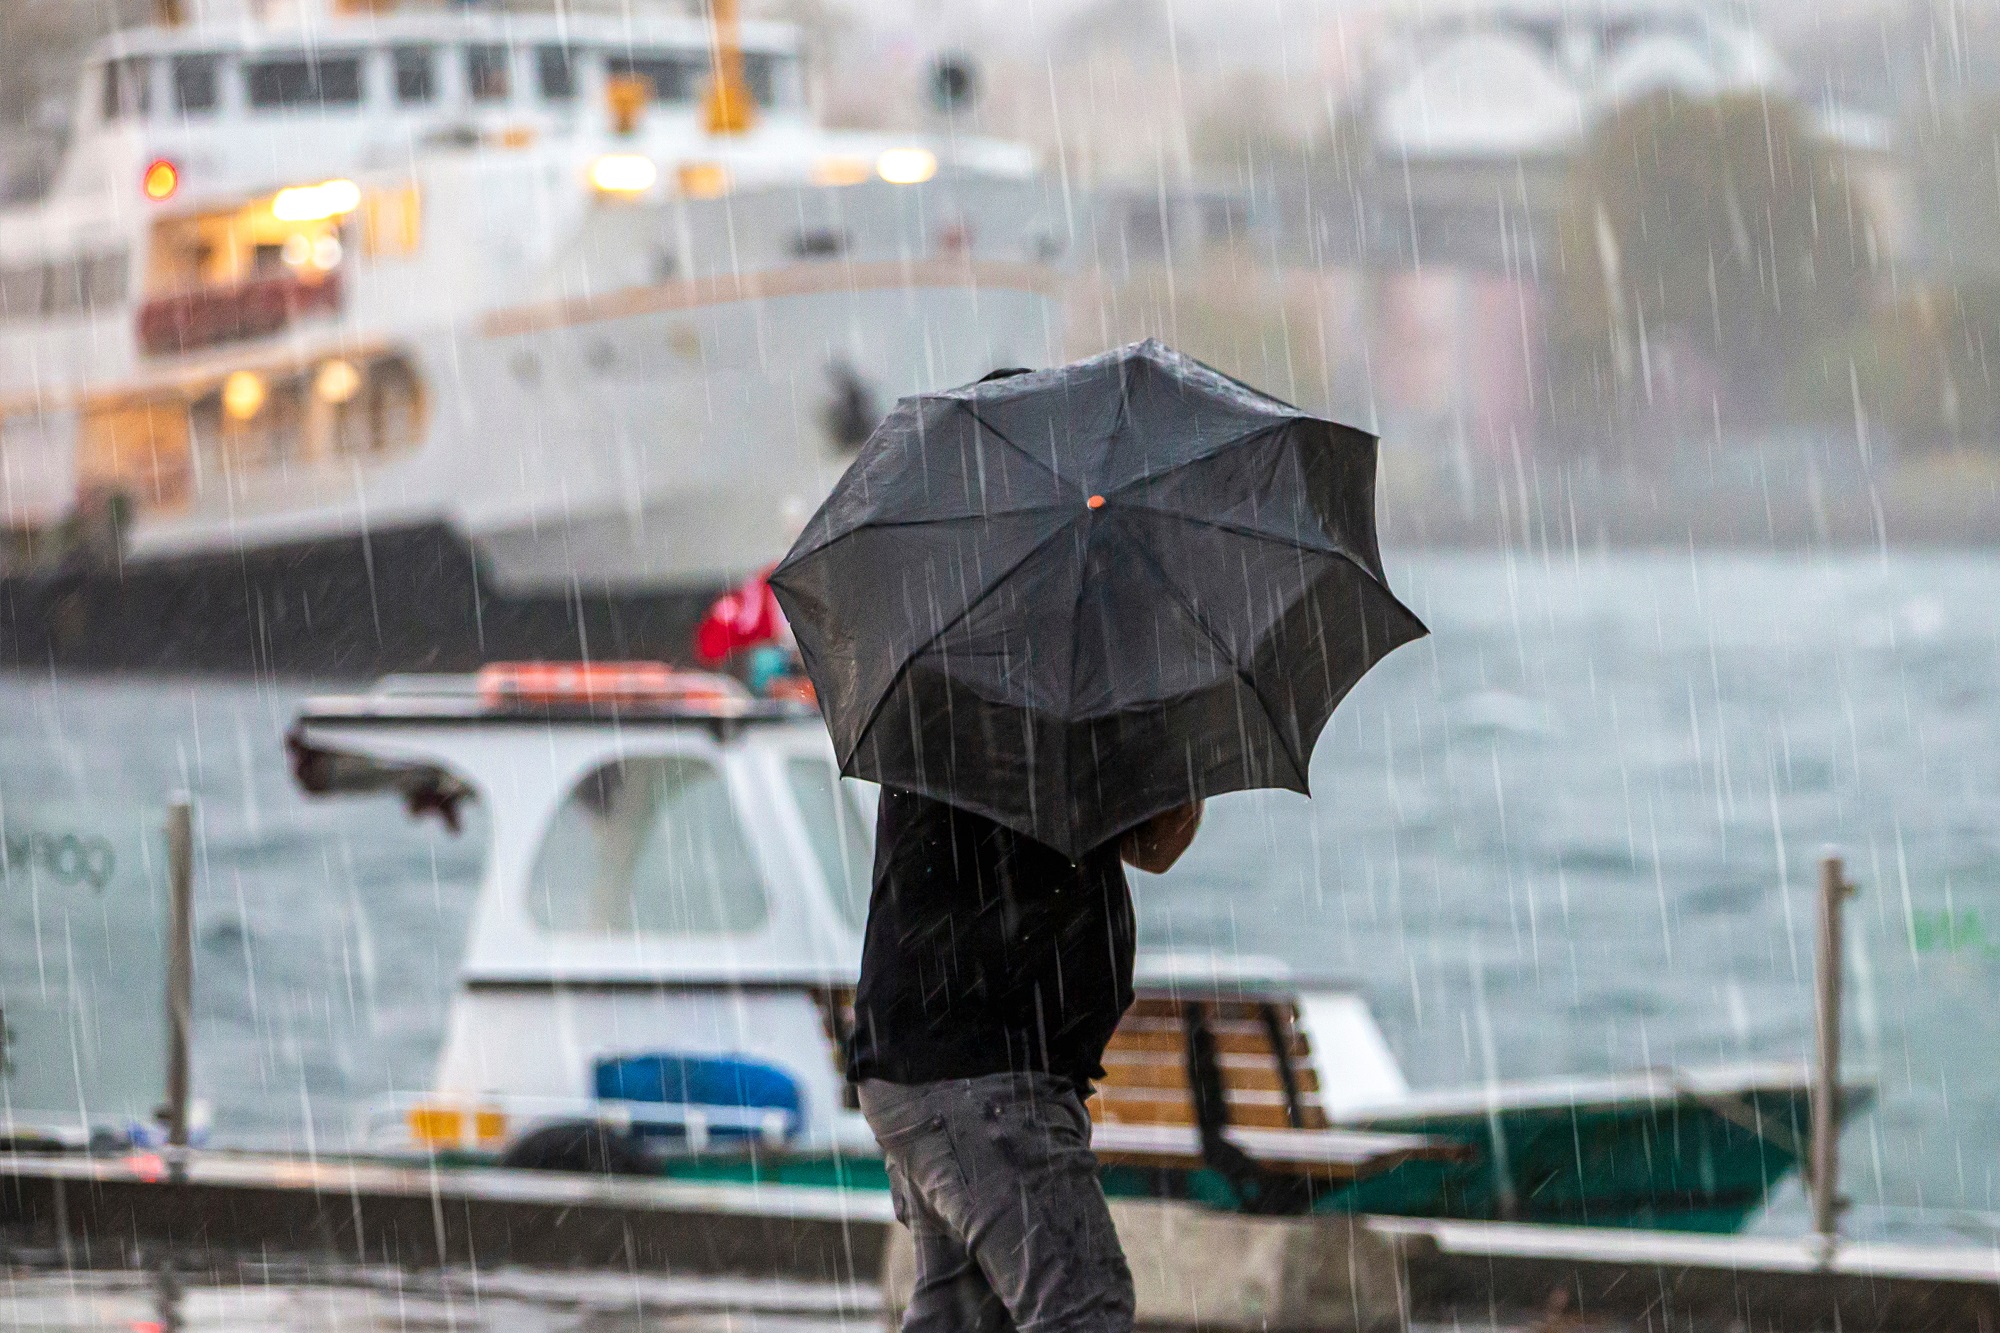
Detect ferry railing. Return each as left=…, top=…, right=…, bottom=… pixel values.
left=136, top=269, right=344, bottom=356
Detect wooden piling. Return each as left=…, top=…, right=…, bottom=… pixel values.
left=1811, top=854, right=1854, bottom=1252
left=164, top=800, right=194, bottom=1155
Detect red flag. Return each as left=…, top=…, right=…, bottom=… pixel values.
left=694, top=566, right=788, bottom=664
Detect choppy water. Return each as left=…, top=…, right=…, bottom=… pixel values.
left=2, top=552, right=1997, bottom=1242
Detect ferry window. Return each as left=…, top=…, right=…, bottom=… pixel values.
left=529, top=758, right=769, bottom=937
left=173, top=55, right=221, bottom=114
left=42, top=259, right=83, bottom=316
left=785, top=758, right=873, bottom=931
left=193, top=371, right=307, bottom=471
left=742, top=53, right=781, bottom=108
left=392, top=47, right=436, bottom=104
left=246, top=55, right=364, bottom=111
left=605, top=52, right=700, bottom=104
left=466, top=45, right=512, bottom=103
left=102, top=58, right=152, bottom=121
left=361, top=356, right=424, bottom=456
left=83, top=252, right=129, bottom=308
left=537, top=46, right=578, bottom=101
left=0, top=266, right=44, bottom=320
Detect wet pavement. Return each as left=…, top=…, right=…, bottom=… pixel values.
left=0, top=1269, right=878, bottom=1333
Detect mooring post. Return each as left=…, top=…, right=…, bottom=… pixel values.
left=1811, top=853, right=1855, bottom=1256
left=164, top=799, right=195, bottom=1168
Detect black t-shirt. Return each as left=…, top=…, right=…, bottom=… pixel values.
left=847, top=789, right=1135, bottom=1090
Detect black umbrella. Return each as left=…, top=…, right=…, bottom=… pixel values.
left=769, top=339, right=1427, bottom=858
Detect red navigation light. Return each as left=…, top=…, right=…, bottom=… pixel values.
left=143, top=159, right=180, bottom=201
left=126, top=1150, right=168, bottom=1182
left=475, top=661, right=748, bottom=709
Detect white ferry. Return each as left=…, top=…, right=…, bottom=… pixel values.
left=0, top=0, right=1062, bottom=673
left=286, top=665, right=1870, bottom=1229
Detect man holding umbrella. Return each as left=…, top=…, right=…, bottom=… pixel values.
left=771, top=344, right=1425, bottom=1333
left=848, top=787, right=1202, bottom=1331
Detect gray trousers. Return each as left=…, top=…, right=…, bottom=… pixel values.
left=860, top=1073, right=1135, bottom=1333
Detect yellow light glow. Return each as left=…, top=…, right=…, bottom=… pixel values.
left=315, top=359, right=362, bottom=405
left=811, top=156, right=872, bottom=187
left=143, top=159, right=180, bottom=201
left=281, top=234, right=313, bottom=268
left=407, top=1105, right=463, bottom=1149
left=272, top=178, right=363, bottom=223
left=473, top=1108, right=508, bottom=1145
left=590, top=154, right=659, bottom=196
left=677, top=161, right=730, bottom=199
left=222, top=371, right=267, bottom=421
left=877, top=148, right=938, bottom=185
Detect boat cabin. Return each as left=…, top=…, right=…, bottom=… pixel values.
left=289, top=666, right=1451, bottom=1187
left=290, top=664, right=1861, bottom=1228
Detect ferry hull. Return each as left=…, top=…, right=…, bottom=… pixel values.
left=0, top=522, right=723, bottom=676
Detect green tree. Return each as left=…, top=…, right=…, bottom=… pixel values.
left=1547, top=91, right=1876, bottom=428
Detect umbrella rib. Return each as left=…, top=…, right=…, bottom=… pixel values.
left=833, top=524, right=1076, bottom=774
left=838, top=503, right=1072, bottom=533
left=1113, top=520, right=1312, bottom=790
left=780, top=504, right=1073, bottom=574
left=1117, top=506, right=1397, bottom=597
left=952, top=399, right=1075, bottom=490
left=1102, top=420, right=1291, bottom=490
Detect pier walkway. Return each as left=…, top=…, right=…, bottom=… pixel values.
left=3, top=1151, right=1997, bottom=1331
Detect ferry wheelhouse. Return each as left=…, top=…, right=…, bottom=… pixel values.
left=0, top=1, right=1062, bottom=672
left=288, top=666, right=1871, bottom=1230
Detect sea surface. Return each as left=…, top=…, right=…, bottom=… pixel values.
left=2, top=551, right=1997, bottom=1243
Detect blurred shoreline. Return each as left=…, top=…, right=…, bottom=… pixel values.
left=1376, top=451, right=2000, bottom=550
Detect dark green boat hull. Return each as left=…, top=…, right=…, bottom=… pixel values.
left=654, top=1084, right=1839, bottom=1233
left=1322, top=1085, right=1817, bottom=1231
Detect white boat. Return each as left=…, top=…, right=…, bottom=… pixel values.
left=288, top=666, right=1868, bottom=1229
left=0, top=0, right=1062, bottom=673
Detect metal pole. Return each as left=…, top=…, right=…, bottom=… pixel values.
left=1811, top=854, right=1853, bottom=1251
left=164, top=801, right=194, bottom=1157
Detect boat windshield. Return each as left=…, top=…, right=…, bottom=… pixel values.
left=527, top=757, right=768, bottom=937
left=783, top=758, right=873, bottom=930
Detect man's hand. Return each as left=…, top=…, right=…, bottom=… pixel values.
left=1120, top=801, right=1203, bottom=874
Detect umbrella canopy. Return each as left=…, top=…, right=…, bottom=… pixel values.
left=769, top=339, right=1427, bottom=858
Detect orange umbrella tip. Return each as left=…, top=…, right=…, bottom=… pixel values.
left=1087, top=494, right=1106, bottom=510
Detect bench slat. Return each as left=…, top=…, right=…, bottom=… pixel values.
left=1089, top=1122, right=1457, bottom=1178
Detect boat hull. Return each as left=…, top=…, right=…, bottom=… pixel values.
left=1324, top=1090, right=1816, bottom=1232
left=645, top=1088, right=1814, bottom=1233
left=0, top=521, right=722, bottom=675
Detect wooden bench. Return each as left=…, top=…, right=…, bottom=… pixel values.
left=1095, top=993, right=1331, bottom=1131
left=818, top=984, right=1464, bottom=1209
left=1088, top=990, right=1465, bottom=1204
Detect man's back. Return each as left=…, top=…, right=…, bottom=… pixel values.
left=848, top=788, right=1136, bottom=1090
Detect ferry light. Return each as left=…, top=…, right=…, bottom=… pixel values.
left=222, top=371, right=266, bottom=421
left=143, top=159, right=180, bottom=201
left=677, top=162, right=729, bottom=199
left=272, top=179, right=362, bottom=223
left=590, top=153, right=658, bottom=197
left=877, top=148, right=938, bottom=185
left=315, top=359, right=362, bottom=405
left=810, top=156, right=871, bottom=187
